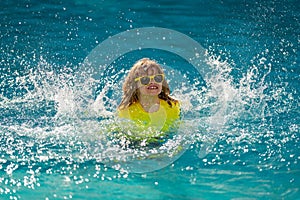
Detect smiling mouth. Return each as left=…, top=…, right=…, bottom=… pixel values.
left=147, top=85, right=158, bottom=90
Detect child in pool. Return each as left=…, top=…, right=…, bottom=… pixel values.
left=117, top=58, right=180, bottom=139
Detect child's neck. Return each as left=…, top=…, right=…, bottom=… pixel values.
left=139, top=95, right=160, bottom=113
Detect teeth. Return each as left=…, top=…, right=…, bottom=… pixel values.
left=148, top=86, right=157, bottom=89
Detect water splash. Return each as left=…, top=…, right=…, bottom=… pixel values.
left=0, top=48, right=299, bottom=195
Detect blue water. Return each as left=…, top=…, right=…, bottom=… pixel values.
left=1, top=0, right=299, bottom=199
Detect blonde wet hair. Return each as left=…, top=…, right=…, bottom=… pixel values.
left=118, top=58, right=178, bottom=110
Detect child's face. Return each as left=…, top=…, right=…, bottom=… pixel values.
left=136, top=66, right=163, bottom=97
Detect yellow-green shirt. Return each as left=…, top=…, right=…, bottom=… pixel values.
left=118, top=100, right=180, bottom=132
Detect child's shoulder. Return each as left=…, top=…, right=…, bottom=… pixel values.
left=160, top=99, right=180, bottom=112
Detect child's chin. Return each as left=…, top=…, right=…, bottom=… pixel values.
left=146, top=90, right=160, bottom=95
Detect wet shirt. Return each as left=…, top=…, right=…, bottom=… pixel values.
left=118, top=100, right=180, bottom=132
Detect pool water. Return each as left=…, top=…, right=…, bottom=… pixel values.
left=1, top=0, right=299, bottom=199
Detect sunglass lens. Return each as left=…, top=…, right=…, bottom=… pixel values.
left=140, top=77, right=150, bottom=85
left=154, top=75, right=163, bottom=83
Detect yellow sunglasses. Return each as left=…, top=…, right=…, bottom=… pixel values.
left=134, top=74, right=164, bottom=85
